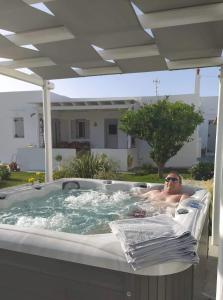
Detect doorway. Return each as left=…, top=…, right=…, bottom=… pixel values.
left=52, top=119, right=61, bottom=147
left=104, top=119, right=118, bottom=148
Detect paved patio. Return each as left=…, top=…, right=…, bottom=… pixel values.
left=201, top=242, right=218, bottom=300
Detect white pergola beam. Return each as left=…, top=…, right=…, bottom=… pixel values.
left=23, top=0, right=54, bottom=4
left=6, top=26, right=75, bottom=46
left=50, top=104, right=131, bottom=110
left=97, top=44, right=159, bottom=60
left=0, top=57, right=55, bottom=69
left=0, top=67, right=43, bottom=86
left=72, top=66, right=122, bottom=76
left=167, top=57, right=223, bottom=70
left=139, top=3, right=223, bottom=29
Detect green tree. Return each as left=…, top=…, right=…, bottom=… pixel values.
left=120, top=99, right=203, bottom=178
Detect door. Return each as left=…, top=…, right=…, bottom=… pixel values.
left=105, top=119, right=118, bottom=148
left=52, top=119, right=61, bottom=147
left=207, top=120, right=216, bottom=153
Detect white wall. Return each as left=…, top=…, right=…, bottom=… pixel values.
left=142, top=93, right=201, bottom=108
left=199, top=96, right=218, bottom=150
left=166, top=134, right=200, bottom=167
left=17, top=148, right=76, bottom=171
left=0, top=91, right=71, bottom=164
left=0, top=91, right=41, bottom=163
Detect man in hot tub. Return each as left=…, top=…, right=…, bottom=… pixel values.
left=133, top=172, right=191, bottom=217
left=143, top=172, right=190, bottom=203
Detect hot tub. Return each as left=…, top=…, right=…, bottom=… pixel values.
left=0, top=179, right=210, bottom=300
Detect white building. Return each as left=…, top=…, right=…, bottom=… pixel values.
left=200, top=96, right=218, bottom=155
left=0, top=73, right=216, bottom=171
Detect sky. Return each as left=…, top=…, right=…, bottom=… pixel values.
left=0, top=66, right=219, bottom=99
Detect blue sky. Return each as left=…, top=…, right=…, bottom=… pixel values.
left=0, top=67, right=219, bottom=98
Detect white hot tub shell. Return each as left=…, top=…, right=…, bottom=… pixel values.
left=0, top=179, right=210, bottom=300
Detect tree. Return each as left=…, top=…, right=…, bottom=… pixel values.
left=120, top=99, right=203, bottom=177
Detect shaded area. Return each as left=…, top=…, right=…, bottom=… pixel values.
left=202, top=243, right=218, bottom=300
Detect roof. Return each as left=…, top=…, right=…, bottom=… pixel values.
left=0, top=1, right=223, bottom=85
left=36, top=96, right=139, bottom=110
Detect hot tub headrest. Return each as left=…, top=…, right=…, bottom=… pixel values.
left=62, top=181, right=80, bottom=190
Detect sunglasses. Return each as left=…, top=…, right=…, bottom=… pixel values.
left=165, top=177, right=179, bottom=182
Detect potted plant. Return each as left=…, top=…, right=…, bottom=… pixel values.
left=55, top=154, right=63, bottom=170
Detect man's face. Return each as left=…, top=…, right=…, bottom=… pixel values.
left=164, top=173, right=181, bottom=193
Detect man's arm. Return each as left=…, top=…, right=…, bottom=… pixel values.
left=179, top=193, right=190, bottom=201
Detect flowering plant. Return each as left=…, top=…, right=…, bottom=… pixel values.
left=27, top=177, right=35, bottom=184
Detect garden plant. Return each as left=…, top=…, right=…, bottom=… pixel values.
left=120, top=98, right=203, bottom=177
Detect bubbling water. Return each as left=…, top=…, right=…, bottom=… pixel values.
left=0, top=189, right=172, bottom=234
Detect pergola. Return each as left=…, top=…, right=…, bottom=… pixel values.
left=0, top=1, right=223, bottom=298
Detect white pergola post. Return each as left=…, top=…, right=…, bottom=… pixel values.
left=212, top=67, right=223, bottom=245
left=216, top=66, right=223, bottom=300
left=42, top=80, right=54, bottom=182
left=127, top=135, right=132, bottom=149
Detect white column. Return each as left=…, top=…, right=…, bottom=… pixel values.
left=212, top=67, right=223, bottom=245
left=215, top=66, right=223, bottom=300
left=194, top=68, right=200, bottom=96
left=127, top=135, right=131, bottom=149
left=42, top=80, right=54, bottom=182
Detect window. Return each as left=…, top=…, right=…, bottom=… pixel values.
left=108, top=124, right=117, bottom=135
left=14, top=117, right=24, bottom=138
left=71, top=119, right=89, bottom=139
left=70, top=120, right=76, bottom=139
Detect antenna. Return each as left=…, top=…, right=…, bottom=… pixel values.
left=153, top=79, right=160, bottom=98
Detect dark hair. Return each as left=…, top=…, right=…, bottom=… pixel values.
left=166, top=171, right=182, bottom=184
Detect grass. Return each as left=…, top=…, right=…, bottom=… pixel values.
left=0, top=170, right=192, bottom=189
left=117, top=173, right=164, bottom=183
left=0, top=172, right=36, bottom=189
left=117, top=172, right=191, bottom=183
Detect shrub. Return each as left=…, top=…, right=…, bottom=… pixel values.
left=54, top=153, right=117, bottom=179
left=0, top=164, right=11, bottom=180
left=27, top=172, right=45, bottom=184
left=53, top=169, right=70, bottom=180
left=191, top=162, right=214, bottom=180
left=35, top=172, right=45, bottom=183
left=27, top=177, right=35, bottom=184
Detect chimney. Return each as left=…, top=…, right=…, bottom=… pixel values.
left=194, top=68, right=200, bottom=96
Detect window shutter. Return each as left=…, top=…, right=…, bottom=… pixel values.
left=85, top=120, right=90, bottom=138
left=76, top=120, right=79, bottom=138
left=75, top=119, right=89, bottom=139
left=71, top=120, right=76, bottom=139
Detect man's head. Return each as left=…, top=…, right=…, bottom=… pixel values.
left=164, top=172, right=182, bottom=194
